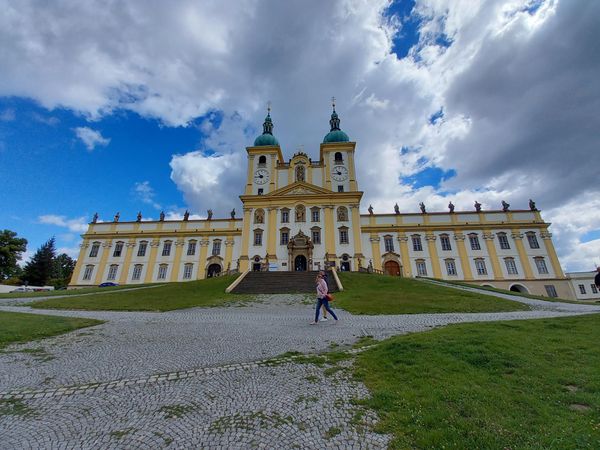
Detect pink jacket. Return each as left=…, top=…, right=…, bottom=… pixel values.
left=316, top=278, right=328, bottom=299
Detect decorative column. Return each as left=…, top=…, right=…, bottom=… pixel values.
left=347, top=151, right=358, bottom=191
left=224, top=237, right=235, bottom=272
left=239, top=207, right=253, bottom=272
left=70, top=240, right=89, bottom=285
left=143, top=240, right=161, bottom=283
left=245, top=155, right=255, bottom=195
left=482, top=233, right=503, bottom=280
left=454, top=233, right=473, bottom=280
left=270, top=154, right=277, bottom=192
left=397, top=234, right=412, bottom=277
left=349, top=204, right=363, bottom=269
left=118, top=240, right=136, bottom=284
left=540, top=231, right=565, bottom=277
left=93, top=240, right=113, bottom=285
left=196, top=239, right=210, bottom=279
left=169, top=239, right=186, bottom=282
left=425, top=234, right=442, bottom=278
left=369, top=235, right=382, bottom=271
left=266, top=207, right=278, bottom=260
left=323, top=205, right=336, bottom=261
left=511, top=231, right=534, bottom=279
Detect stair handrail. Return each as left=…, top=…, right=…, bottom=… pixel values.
left=329, top=266, right=344, bottom=291
left=225, top=270, right=250, bottom=293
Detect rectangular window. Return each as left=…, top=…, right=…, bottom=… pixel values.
left=445, top=260, right=457, bottom=276
left=312, top=230, right=321, bottom=244
left=254, top=232, right=262, bottom=246
left=535, top=258, right=549, bottom=275
left=137, top=242, right=147, bottom=257
left=187, top=241, right=196, bottom=256
left=505, top=258, right=518, bottom=275
left=311, top=210, right=320, bottom=222
left=183, top=264, right=193, bottom=280
left=83, top=265, right=94, bottom=280
left=212, top=241, right=221, bottom=256
left=89, top=243, right=100, bottom=258
left=591, top=284, right=598, bottom=294
left=579, top=284, right=586, bottom=295
left=339, top=229, right=349, bottom=244
left=280, top=232, right=289, bottom=245
left=107, top=265, right=118, bottom=281
left=281, top=211, right=289, bottom=223
left=337, top=185, right=344, bottom=192
left=498, top=234, right=510, bottom=249
left=475, top=259, right=487, bottom=275
left=384, top=237, right=394, bottom=253
left=162, top=242, right=172, bottom=257
left=416, top=261, right=427, bottom=276
left=412, top=236, right=423, bottom=251
left=440, top=236, right=452, bottom=251
left=527, top=233, right=540, bottom=249
left=158, top=265, right=168, bottom=280
left=257, top=188, right=264, bottom=195
left=132, top=265, right=142, bottom=281
left=469, top=235, right=481, bottom=250
left=113, top=242, right=124, bottom=257
left=545, top=285, right=558, bottom=297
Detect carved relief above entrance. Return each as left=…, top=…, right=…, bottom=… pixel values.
left=287, top=230, right=314, bottom=271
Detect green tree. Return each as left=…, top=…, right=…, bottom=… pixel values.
left=51, top=253, right=76, bottom=288
left=22, top=237, right=56, bottom=286
left=0, top=230, right=28, bottom=281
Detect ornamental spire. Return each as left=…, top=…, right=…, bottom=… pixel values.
left=329, top=96, right=341, bottom=131
left=262, top=101, right=274, bottom=135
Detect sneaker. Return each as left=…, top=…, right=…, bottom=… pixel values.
left=310, top=321, right=318, bottom=325
left=321, top=317, right=328, bottom=321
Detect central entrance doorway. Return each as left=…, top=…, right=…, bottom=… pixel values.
left=294, top=255, right=307, bottom=271
left=384, top=260, right=401, bottom=276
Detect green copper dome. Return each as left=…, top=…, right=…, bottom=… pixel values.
left=323, top=105, right=350, bottom=143
left=254, top=108, right=279, bottom=147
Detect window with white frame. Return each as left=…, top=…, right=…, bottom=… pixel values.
left=311, top=208, right=320, bottom=222
left=534, top=257, right=549, bottom=274
left=312, top=229, right=321, bottom=244
left=254, top=230, right=263, bottom=246
left=132, top=264, right=143, bottom=281
left=89, top=242, right=100, bottom=258
left=527, top=232, right=540, bottom=249
left=544, top=285, right=558, bottom=297
left=212, top=240, right=221, bottom=256
left=187, top=241, right=197, bottom=256
left=504, top=257, right=518, bottom=275
left=280, top=230, right=289, bottom=245
left=281, top=209, right=289, bottom=223
left=591, top=284, right=598, bottom=294
left=497, top=233, right=510, bottom=250
left=445, top=259, right=457, bottom=276
left=469, top=233, right=481, bottom=250
left=113, top=241, right=124, bottom=257
left=579, top=284, right=586, bottom=294
left=384, top=236, right=394, bottom=253
left=416, top=260, right=427, bottom=276
left=83, top=265, right=94, bottom=280
left=183, top=263, right=193, bottom=280
left=339, top=228, right=349, bottom=244
left=440, top=234, right=452, bottom=251
left=107, top=264, right=118, bottom=280
left=412, top=235, right=423, bottom=251
left=137, top=241, right=148, bottom=257
left=158, top=264, right=168, bottom=280
left=474, top=258, right=488, bottom=275
left=162, top=241, right=172, bottom=256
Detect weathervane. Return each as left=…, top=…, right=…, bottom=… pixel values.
left=267, top=100, right=271, bottom=114
left=331, top=96, right=336, bottom=110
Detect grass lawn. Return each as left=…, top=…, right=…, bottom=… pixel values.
left=0, top=283, right=158, bottom=299
left=335, top=272, right=529, bottom=314
left=30, top=275, right=242, bottom=312
left=0, top=311, right=103, bottom=349
left=355, top=314, right=600, bottom=449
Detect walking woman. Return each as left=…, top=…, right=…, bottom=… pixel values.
left=311, top=272, right=338, bottom=324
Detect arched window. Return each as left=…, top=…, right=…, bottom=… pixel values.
left=83, top=265, right=94, bottom=280
left=254, top=209, right=265, bottom=224
left=534, top=257, right=548, bottom=274
left=444, top=259, right=457, bottom=276
left=113, top=241, right=124, bottom=257
left=183, top=263, right=194, bottom=280
left=295, top=205, right=306, bottom=222
left=132, top=264, right=143, bottom=281
left=258, top=155, right=267, bottom=166
left=107, top=264, right=118, bottom=280
left=440, top=234, right=452, bottom=251
left=89, top=242, right=100, bottom=258
left=526, top=232, right=540, bottom=249
left=337, top=206, right=348, bottom=222
left=468, top=233, right=481, bottom=250
left=474, top=258, right=487, bottom=275
left=334, top=152, right=343, bottom=162
left=212, top=239, right=222, bottom=256
left=137, top=240, right=148, bottom=257
left=295, top=165, right=305, bottom=182
left=497, top=232, right=510, bottom=249
left=158, top=264, right=168, bottom=280
left=504, top=257, right=518, bottom=275
left=187, top=239, right=197, bottom=256
left=162, top=240, right=172, bottom=257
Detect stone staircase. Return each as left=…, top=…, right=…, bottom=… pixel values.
left=230, top=271, right=338, bottom=294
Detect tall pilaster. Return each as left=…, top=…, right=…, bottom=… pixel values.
left=454, top=233, right=473, bottom=280
left=143, top=240, right=160, bottom=283
left=197, top=239, right=210, bottom=279
left=425, top=234, right=442, bottom=278
left=511, top=231, right=534, bottom=279
left=170, top=239, right=185, bottom=282
left=397, top=234, right=412, bottom=277
left=118, top=240, right=136, bottom=284
left=540, top=231, right=565, bottom=277
left=93, top=240, right=113, bottom=285
left=482, top=233, right=503, bottom=279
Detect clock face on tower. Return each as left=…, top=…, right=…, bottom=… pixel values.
left=331, top=165, right=348, bottom=182
left=254, top=169, right=269, bottom=185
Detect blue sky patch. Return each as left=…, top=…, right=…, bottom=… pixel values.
left=580, top=229, right=600, bottom=243
left=401, top=166, right=457, bottom=189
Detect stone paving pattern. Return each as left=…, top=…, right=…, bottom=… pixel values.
left=1, top=282, right=599, bottom=449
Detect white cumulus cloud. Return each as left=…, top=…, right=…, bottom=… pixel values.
left=74, top=127, right=110, bottom=151
left=38, top=215, right=89, bottom=233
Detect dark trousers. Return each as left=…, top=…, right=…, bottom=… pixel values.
left=315, top=297, right=338, bottom=322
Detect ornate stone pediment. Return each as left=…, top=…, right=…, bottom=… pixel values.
left=266, top=181, right=334, bottom=198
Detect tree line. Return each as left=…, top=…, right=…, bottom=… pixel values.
left=0, top=230, right=75, bottom=289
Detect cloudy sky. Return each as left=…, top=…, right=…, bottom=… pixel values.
left=0, top=0, right=598, bottom=271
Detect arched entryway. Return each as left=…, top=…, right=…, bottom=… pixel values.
left=207, top=264, right=221, bottom=278
left=510, top=284, right=529, bottom=294
left=384, top=260, right=401, bottom=276
left=252, top=256, right=262, bottom=271
left=340, top=254, right=351, bottom=272
left=294, top=255, right=307, bottom=271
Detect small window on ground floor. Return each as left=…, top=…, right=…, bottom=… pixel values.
left=107, top=264, right=118, bottom=281
left=132, top=264, right=143, bottom=281
left=544, top=285, right=558, bottom=297
left=83, top=265, right=94, bottom=280
left=416, top=260, right=427, bottom=276
left=183, top=263, right=193, bottom=280
left=158, top=264, right=168, bottom=280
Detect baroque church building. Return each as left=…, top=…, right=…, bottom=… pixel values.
left=70, top=104, right=574, bottom=299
